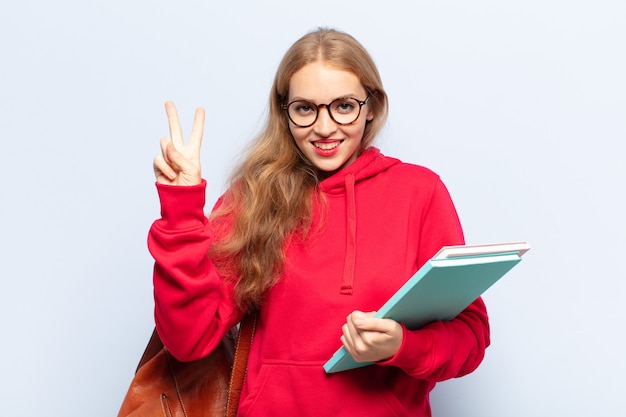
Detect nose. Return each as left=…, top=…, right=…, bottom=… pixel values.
left=313, top=106, right=338, bottom=136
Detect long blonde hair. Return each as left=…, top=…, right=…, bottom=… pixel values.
left=209, top=28, right=389, bottom=311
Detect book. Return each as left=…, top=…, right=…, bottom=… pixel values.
left=323, top=242, right=530, bottom=373
left=433, top=241, right=530, bottom=259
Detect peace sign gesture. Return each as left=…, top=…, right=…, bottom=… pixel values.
left=153, top=101, right=205, bottom=186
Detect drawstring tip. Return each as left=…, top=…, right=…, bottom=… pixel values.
left=340, top=286, right=353, bottom=295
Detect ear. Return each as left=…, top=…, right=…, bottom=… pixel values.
left=366, top=109, right=374, bottom=122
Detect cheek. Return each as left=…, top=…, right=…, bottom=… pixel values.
left=289, top=125, right=310, bottom=150
left=345, top=122, right=367, bottom=142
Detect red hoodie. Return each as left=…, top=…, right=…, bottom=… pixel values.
left=148, top=148, right=490, bottom=417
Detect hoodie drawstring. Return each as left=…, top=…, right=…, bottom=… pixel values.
left=340, top=173, right=357, bottom=295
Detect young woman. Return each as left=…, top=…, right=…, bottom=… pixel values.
left=150, top=28, right=489, bottom=417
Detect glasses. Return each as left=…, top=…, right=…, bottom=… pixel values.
left=282, top=95, right=370, bottom=128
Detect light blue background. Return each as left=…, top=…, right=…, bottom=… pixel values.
left=1, top=1, right=624, bottom=416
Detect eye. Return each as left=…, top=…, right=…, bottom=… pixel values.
left=332, top=99, right=357, bottom=114
left=292, top=101, right=316, bottom=115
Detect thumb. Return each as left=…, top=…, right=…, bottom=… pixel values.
left=165, top=141, right=202, bottom=186
left=351, top=310, right=377, bottom=328
left=164, top=140, right=192, bottom=172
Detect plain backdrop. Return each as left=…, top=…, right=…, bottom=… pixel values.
left=1, top=1, right=625, bottom=416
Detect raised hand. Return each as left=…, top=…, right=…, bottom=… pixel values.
left=153, top=101, right=205, bottom=186
left=341, top=310, right=403, bottom=363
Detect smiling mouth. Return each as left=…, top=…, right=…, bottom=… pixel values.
left=313, top=140, right=342, bottom=150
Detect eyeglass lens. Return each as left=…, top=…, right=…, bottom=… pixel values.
left=287, top=97, right=363, bottom=127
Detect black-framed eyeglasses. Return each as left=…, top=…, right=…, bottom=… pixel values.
left=281, top=94, right=371, bottom=128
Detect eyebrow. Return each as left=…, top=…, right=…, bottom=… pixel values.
left=288, top=93, right=362, bottom=103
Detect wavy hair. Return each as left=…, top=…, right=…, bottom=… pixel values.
left=209, top=28, right=389, bottom=311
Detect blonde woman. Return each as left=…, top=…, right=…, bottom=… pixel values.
left=150, top=28, right=489, bottom=417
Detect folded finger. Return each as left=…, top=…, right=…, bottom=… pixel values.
left=153, top=155, right=176, bottom=183
left=160, top=136, right=172, bottom=163
left=343, top=322, right=372, bottom=359
left=341, top=324, right=357, bottom=355
left=344, top=315, right=362, bottom=344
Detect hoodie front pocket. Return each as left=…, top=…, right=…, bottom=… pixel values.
left=238, top=360, right=411, bottom=417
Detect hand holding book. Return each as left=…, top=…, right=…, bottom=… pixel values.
left=340, top=310, right=403, bottom=364
left=324, top=241, right=530, bottom=373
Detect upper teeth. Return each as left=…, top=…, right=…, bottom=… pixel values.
left=314, top=142, right=339, bottom=150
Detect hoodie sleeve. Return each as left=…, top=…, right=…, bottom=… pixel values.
left=147, top=180, right=242, bottom=361
left=378, top=178, right=491, bottom=380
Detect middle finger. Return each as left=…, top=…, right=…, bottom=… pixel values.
left=188, top=107, right=205, bottom=152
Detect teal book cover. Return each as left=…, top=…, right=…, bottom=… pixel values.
left=323, top=252, right=524, bottom=373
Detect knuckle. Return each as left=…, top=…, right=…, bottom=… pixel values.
left=360, top=333, right=375, bottom=346
left=353, top=341, right=368, bottom=356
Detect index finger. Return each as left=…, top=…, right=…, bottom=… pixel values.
left=165, top=101, right=184, bottom=148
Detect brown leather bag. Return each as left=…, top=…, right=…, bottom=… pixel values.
left=117, top=315, right=256, bottom=417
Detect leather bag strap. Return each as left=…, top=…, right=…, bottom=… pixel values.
left=225, top=313, right=257, bottom=417
left=132, top=313, right=256, bottom=417
left=135, top=328, right=164, bottom=372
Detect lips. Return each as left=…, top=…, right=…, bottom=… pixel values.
left=311, top=139, right=342, bottom=157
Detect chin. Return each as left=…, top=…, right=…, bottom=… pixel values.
left=315, top=161, right=351, bottom=176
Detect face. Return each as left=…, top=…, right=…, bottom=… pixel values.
left=286, top=62, right=373, bottom=174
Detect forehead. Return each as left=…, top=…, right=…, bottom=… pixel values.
left=288, top=62, right=365, bottom=101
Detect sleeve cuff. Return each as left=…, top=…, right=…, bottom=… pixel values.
left=377, top=324, right=435, bottom=370
left=155, top=179, right=208, bottom=230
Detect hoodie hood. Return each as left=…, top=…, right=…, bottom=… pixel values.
left=318, top=147, right=401, bottom=195
left=318, top=147, right=401, bottom=294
